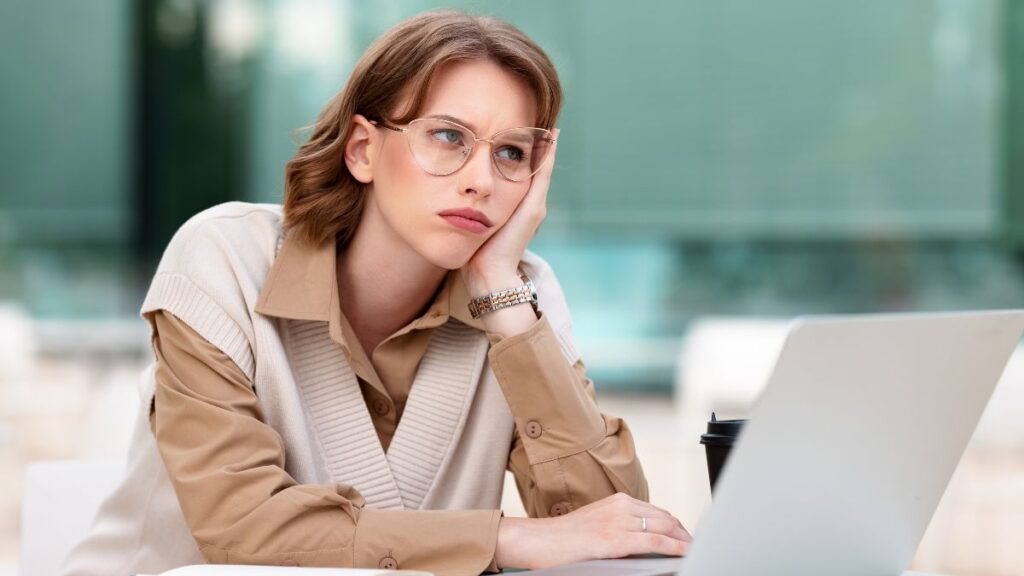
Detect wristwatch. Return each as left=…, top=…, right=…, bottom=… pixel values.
left=467, top=269, right=539, bottom=319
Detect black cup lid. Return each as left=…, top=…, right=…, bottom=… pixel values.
left=700, top=412, right=747, bottom=445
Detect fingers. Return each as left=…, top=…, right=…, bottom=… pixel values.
left=630, top=501, right=674, bottom=521
left=626, top=516, right=690, bottom=543
left=608, top=493, right=692, bottom=542
left=627, top=532, right=689, bottom=557
left=630, top=506, right=688, bottom=537
left=544, top=129, right=559, bottom=173
left=570, top=493, right=693, bottom=561
left=628, top=501, right=689, bottom=540
left=638, top=500, right=677, bottom=520
left=531, top=128, right=559, bottom=188
left=521, top=128, right=557, bottom=234
left=602, top=492, right=678, bottom=523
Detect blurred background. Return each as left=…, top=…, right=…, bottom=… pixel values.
left=2, top=0, right=1023, bottom=575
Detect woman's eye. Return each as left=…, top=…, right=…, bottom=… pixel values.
left=496, top=146, right=526, bottom=162
left=430, top=129, right=464, bottom=145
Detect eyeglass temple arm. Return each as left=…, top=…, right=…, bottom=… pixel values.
left=368, top=119, right=406, bottom=133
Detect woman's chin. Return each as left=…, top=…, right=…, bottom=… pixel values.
left=418, top=242, right=480, bottom=271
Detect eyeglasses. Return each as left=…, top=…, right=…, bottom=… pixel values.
left=369, top=116, right=556, bottom=182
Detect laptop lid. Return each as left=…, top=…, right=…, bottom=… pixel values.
left=680, top=310, right=1024, bottom=576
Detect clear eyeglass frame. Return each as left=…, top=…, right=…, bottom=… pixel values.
left=369, top=117, right=556, bottom=182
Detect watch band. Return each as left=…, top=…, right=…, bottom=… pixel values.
left=467, top=269, right=539, bottom=319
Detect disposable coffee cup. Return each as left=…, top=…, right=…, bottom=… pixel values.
left=699, top=412, right=747, bottom=496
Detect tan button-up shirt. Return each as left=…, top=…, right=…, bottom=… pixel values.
left=147, top=239, right=648, bottom=574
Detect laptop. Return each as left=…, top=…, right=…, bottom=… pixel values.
left=522, top=310, right=1024, bottom=576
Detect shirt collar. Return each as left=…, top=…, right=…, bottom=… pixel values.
left=254, top=232, right=487, bottom=337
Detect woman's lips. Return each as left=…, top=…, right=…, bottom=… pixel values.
left=440, top=214, right=490, bottom=233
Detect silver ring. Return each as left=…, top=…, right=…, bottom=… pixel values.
left=641, top=516, right=647, bottom=532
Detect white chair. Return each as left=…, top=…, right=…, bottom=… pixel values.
left=674, top=315, right=791, bottom=427
left=675, top=314, right=1024, bottom=448
left=20, top=459, right=124, bottom=576
left=0, top=302, right=37, bottom=385
left=973, top=344, right=1024, bottom=447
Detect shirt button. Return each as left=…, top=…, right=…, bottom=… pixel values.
left=550, top=502, right=571, bottom=516
left=524, top=420, right=543, bottom=439
left=379, top=556, right=399, bottom=570
left=372, top=398, right=391, bottom=416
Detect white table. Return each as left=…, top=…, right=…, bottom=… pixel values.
left=140, top=561, right=950, bottom=576
left=141, top=566, right=430, bottom=575
left=515, top=556, right=950, bottom=575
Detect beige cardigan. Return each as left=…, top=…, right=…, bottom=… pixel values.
left=60, top=202, right=595, bottom=575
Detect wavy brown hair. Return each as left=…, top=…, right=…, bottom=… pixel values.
left=282, top=9, right=563, bottom=247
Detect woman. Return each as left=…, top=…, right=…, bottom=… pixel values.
left=62, top=9, right=691, bottom=576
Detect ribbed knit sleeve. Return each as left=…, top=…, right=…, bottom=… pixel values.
left=138, top=203, right=280, bottom=389
left=142, top=272, right=255, bottom=381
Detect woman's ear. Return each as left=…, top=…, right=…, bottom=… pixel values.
left=344, top=114, right=377, bottom=184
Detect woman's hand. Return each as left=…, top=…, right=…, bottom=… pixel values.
left=494, top=492, right=692, bottom=570
left=461, top=128, right=559, bottom=295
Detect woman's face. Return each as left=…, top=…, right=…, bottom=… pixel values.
left=350, top=59, right=539, bottom=270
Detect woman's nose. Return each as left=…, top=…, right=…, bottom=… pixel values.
left=457, top=144, right=495, bottom=197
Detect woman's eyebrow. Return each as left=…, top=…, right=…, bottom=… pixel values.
left=426, top=114, right=478, bottom=133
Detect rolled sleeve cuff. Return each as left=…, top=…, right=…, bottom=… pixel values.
left=354, top=508, right=501, bottom=576
left=487, top=313, right=606, bottom=464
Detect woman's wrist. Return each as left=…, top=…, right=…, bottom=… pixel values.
left=463, top=269, right=539, bottom=338
left=463, top=268, right=522, bottom=299
left=495, top=516, right=542, bottom=570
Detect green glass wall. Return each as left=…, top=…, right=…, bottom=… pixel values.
left=2, top=0, right=1023, bottom=387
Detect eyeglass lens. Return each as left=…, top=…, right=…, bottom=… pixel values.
left=405, top=118, right=553, bottom=181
